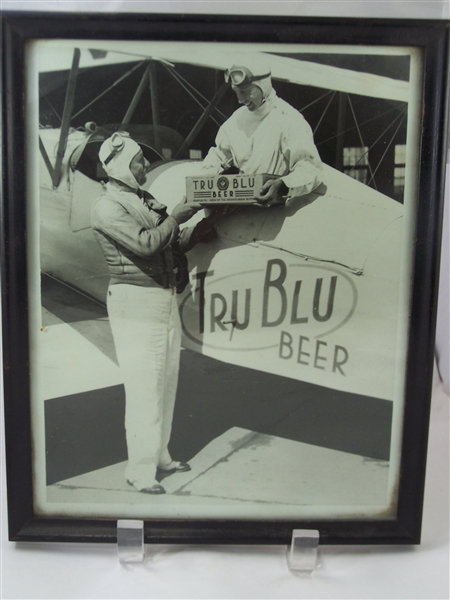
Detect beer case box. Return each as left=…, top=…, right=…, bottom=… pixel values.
left=186, top=173, right=273, bottom=204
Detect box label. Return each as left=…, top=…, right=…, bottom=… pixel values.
left=186, top=174, right=267, bottom=204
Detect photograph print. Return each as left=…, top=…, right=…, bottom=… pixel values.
left=28, top=39, right=421, bottom=521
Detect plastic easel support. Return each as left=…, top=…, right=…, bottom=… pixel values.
left=117, top=520, right=145, bottom=564
left=286, top=529, right=320, bottom=574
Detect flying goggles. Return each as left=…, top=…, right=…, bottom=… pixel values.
left=224, top=66, right=271, bottom=87
left=103, top=131, right=131, bottom=165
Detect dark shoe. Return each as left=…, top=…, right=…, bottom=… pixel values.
left=127, top=480, right=166, bottom=494
left=157, top=461, right=191, bottom=474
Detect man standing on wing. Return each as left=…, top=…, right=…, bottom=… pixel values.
left=200, top=56, right=324, bottom=206
left=92, top=132, right=208, bottom=495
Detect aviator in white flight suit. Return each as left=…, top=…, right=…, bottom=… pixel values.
left=92, top=132, right=208, bottom=494
left=201, top=57, right=324, bottom=204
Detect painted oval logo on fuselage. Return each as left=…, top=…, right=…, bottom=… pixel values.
left=179, top=258, right=358, bottom=353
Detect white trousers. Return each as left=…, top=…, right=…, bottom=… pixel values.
left=107, top=284, right=181, bottom=489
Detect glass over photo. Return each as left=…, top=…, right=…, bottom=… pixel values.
left=27, top=39, right=422, bottom=521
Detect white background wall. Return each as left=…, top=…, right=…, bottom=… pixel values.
left=1, top=2, right=449, bottom=599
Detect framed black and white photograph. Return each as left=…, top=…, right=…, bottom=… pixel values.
left=2, top=13, right=448, bottom=545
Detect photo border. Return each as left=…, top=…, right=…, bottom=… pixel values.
left=2, top=12, right=449, bottom=545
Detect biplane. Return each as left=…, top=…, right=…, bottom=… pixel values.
left=37, top=42, right=413, bottom=405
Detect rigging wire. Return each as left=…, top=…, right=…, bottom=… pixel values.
left=162, top=65, right=210, bottom=114
left=367, top=110, right=407, bottom=187
left=300, top=89, right=335, bottom=113
left=71, top=60, right=146, bottom=121
left=42, top=94, right=62, bottom=124
left=162, top=64, right=221, bottom=128
left=316, top=104, right=405, bottom=147
left=163, top=64, right=226, bottom=127
left=346, top=106, right=407, bottom=178
left=347, top=93, right=377, bottom=190
left=166, top=64, right=229, bottom=121
left=313, top=91, right=337, bottom=135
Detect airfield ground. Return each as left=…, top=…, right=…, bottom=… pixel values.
left=41, top=275, right=390, bottom=512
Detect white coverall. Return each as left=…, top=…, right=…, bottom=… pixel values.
left=200, top=89, right=324, bottom=197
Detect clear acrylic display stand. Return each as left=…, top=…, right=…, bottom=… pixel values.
left=117, top=521, right=319, bottom=572
left=117, top=520, right=145, bottom=564
left=286, top=529, right=320, bottom=574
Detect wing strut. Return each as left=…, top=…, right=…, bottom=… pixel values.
left=148, top=61, right=161, bottom=152
left=52, top=48, right=80, bottom=188
left=120, top=61, right=161, bottom=151
left=121, top=62, right=151, bottom=125
left=38, top=135, right=55, bottom=180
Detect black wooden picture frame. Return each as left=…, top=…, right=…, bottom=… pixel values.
left=1, top=12, right=448, bottom=545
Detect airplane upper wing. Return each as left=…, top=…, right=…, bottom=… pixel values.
left=38, top=42, right=410, bottom=103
